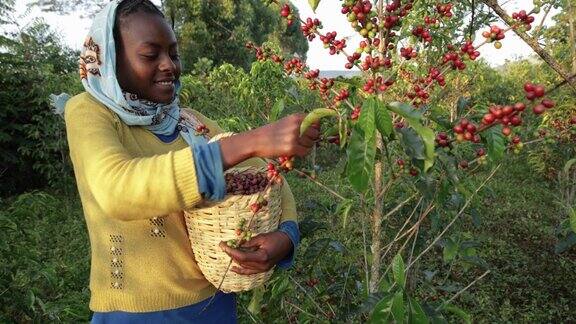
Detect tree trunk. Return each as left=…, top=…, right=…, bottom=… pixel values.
left=482, top=0, right=576, bottom=92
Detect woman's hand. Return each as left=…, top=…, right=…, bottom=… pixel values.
left=219, top=114, right=320, bottom=170
left=219, top=232, right=293, bottom=275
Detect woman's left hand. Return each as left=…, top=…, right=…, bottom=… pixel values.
left=219, top=232, right=293, bottom=275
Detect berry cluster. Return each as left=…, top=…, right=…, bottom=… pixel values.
left=318, top=78, right=335, bottom=98
left=283, top=58, right=305, bottom=75
left=278, top=156, right=294, bottom=171
left=482, top=104, right=523, bottom=136
left=345, top=52, right=362, bottom=69
left=342, top=1, right=381, bottom=38
left=351, top=105, right=361, bottom=120
left=523, top=82, right=545, bottom=100
left=320, top=31, right=347, bottom=55
left=225, top=172, right=270, bottom=196
left=406, top=84, right=429, bottom=103
left=512, top=10, right=535, bottom=30
left=460, top=41, right=480, bottom=60
left=424, top=16, right=438, bottom=25
left=453, top=118, right=480, bottom=143
left=436, top=3, right=453, bottom=18
left=442, top=51, right=466, bottom=70
left=435, top=132, right=450, bottom=147
left=482, top=25, right=506, bottom=48
left=362, top=76, right=394, bottom=94
left=425, top=67, right=446, bottom=86
left=475, top=148, right=487, bottom=164
left=334, top=89, right=350, bottom=103
left=360, top=55, right=391, bottom=71
left=412, top=25, right=432, bottom=43
left=304, top=69, right=319, bottom=80
left=280, top=4, right=294, bottom=26
left=400, top=46, right=417, bottom=60
left=301, top=18, right=322, bottom=41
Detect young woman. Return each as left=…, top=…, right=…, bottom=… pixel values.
left=55, top=0, right=319, bottom=322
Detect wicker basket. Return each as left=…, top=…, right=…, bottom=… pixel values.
left=184, top=133, right=282, bottom=293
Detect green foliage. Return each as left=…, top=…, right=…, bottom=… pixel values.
left=163, top=0, right=308, bottom=72
left=180, top=57, right=319, bottom=132
left=0, top=20, right=80, bottom=196
left=0, top=191, right=90, bottom=322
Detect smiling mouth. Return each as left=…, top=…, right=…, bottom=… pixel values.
left=155, top=80, right=174, bottom=87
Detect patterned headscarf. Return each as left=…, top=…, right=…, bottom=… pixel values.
left=51, top=0, right=207, bottom=146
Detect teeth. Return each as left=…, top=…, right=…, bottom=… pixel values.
left=157, top=81, right=173, bottom=85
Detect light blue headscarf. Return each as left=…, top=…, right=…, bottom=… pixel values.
left=50, top=0, right=206, bottom=146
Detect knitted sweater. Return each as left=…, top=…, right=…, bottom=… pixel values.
left=64, top=92, right=298, bottom=312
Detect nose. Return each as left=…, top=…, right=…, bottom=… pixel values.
left=159, top=53, right=176, bottom=73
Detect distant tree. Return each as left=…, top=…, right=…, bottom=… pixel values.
left=27, top=0, right=309, bottom=72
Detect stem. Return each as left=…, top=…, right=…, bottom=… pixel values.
left=285, top=300, right=324, bottom=321
left=291, top=168, right=346, bottom=200
left=407, top=165, right=501, bottom=270
left=532, top=4, right=552, bottom=39
left=369, top=135, right=385, bottom=293
left=435, top=270, right=491, bottom=312
left=288, top=275, right=332, bottom=318
left=482, top=0, right=576, bottom=93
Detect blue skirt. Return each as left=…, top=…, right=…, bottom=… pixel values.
left=91, top=291, right=237, bottom=323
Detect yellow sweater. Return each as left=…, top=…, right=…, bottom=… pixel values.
left=65, top=92, right=298, bottom=312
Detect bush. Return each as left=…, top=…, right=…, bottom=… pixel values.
left=0, top=191, right=90, bottom=322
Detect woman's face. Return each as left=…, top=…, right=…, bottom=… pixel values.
left=116, top=11, right=181, bottom=104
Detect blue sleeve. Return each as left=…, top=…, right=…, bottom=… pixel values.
left=191, top=142, right=226, bottom=201
left=276, top=220, right=300, bottom=269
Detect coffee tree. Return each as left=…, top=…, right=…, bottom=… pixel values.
left=234, top=0, right=574, bottom=321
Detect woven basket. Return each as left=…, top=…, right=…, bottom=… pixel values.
left=184, top=133, right=282, bottom=293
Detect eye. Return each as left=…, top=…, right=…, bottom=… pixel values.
left=170, top=52, right=180, bottom=60
left=141, top=53, right=158, bottom=59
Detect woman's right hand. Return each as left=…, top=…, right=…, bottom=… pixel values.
left=219, top=113, right=320, bottom=169
left=252, top=113, right=320, bottom=158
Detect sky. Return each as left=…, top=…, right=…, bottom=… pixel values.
left=7, top=0, right=558, bottom=71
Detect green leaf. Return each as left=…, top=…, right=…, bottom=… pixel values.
left=392, top=253, right=406, bottom=289
left=388, top=101, right=423, bottom=120
left=391, top=291, right=406, bottom=322
left=443, top=238, right=458, bottom=263
left=374, top=98, right=393, bottom=137
left=248, top=286, right=265, bottom=315
left=308, top=0, right=321, bottom=12
left=300, top=108, right=337, bottom=136
left=442, top=304, right=472, bottom=324
left=409, top=122, right=435, bottom=171
left=359, top=98, right=376, bottom=140
left=456, top=97, right=470, bottom=117
left=388, top=102, right=434, bottom=171
left=483, top=126, right=505, bottom=162
left=397, top=128, right=426, bottom=160
left=336, top=199, right=354, bottom=229
left=369, top=293, right=394, bottom=323
left=563, top=158, right=576, bottom=176
left=346, top=108, right=376, bottom=192
left=339, top=117, right=349, bottom=148
left=269, top=98, right=284, bottom=122
left=408, top=297, right=429, bottom=324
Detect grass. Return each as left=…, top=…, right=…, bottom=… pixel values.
left=1, top=152, right=574, bottom=322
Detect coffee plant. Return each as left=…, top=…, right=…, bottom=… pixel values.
left=229, top=0, right=576, bottom=321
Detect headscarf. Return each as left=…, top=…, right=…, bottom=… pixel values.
left=50, top=0, right=206, bottom=147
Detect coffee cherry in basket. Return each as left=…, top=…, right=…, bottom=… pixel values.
left=225, top=172, right=270, bottom=195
